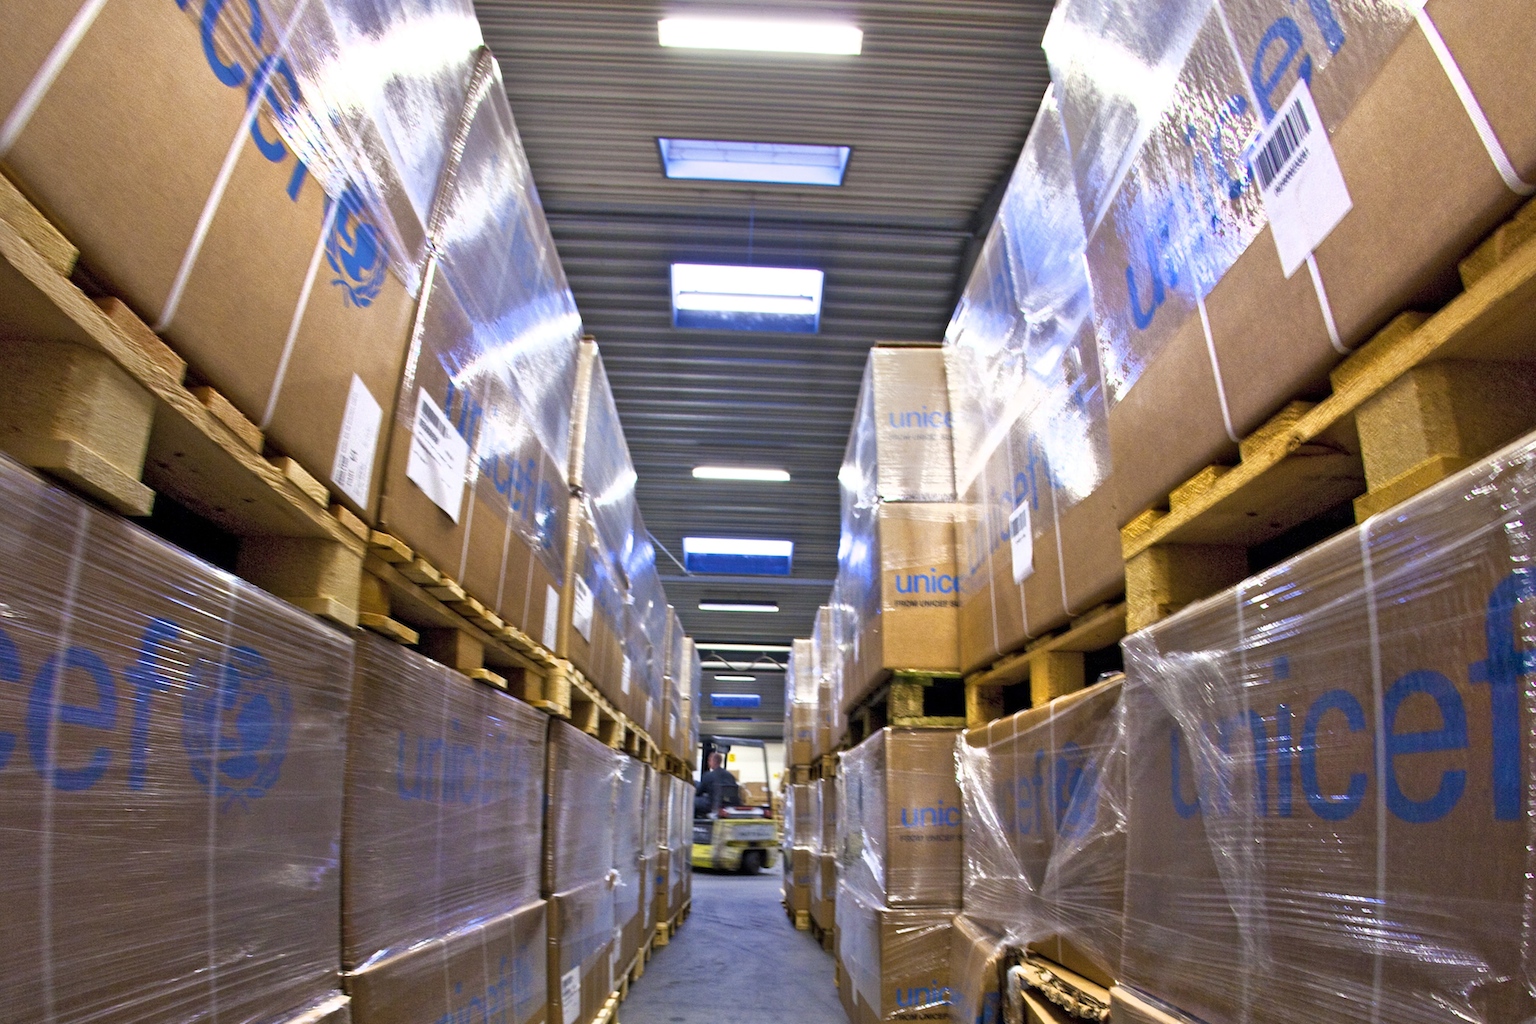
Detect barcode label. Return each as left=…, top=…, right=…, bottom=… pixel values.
left=405, top=388, right=469, bottom=520
left=1251, top=78, right=1353, bottom=279
left=1253, top=98, right=1310, bottom=191
left=330, top=374, right=382, bottom=507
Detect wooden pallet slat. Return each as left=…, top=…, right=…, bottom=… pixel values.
left=963, top=603, right=1128, bottom=729
left=1120, top=197, right=1536, bottom=633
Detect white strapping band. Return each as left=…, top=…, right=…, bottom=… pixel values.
left=1415, top=7, right=1535, bottom=197
left=1306, top=254, right=1348, bottom=355
left=1357, top=519, right=1389, bottom=1024
left=262, top=198, right=339, bottom=429
left=0, top=0, right=109, bottom=158
left=1196, top=295, right=1241, bottom=444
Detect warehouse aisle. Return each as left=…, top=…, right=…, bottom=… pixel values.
left=622, top=868, right=847, bottom=1024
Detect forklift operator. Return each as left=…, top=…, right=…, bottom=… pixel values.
left=694, top=752, right=740, bottom=816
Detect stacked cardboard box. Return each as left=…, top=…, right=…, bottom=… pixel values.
left=945, top=0, right=1536, bottom=674
left=341, top=634, right=549, bottom=1023
left=786, top=638, right=819, bottom=768
left=834, top=346, right=961, bottom=713
left=783, top=781, right=820, bottom=919
left=812, top=773, right=839, bottom=935
left=1115, top=429, right=1536, bottom=1024
left=543, top=719, right=623, bottom=1024
left=0, top=454, right=354, bottom=1022
left=835, top=729, right=964, bottom=1023
left=953, top=677, right=1127, bottom=999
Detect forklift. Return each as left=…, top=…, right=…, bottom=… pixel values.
left=690, top=736, right=781, bottom=874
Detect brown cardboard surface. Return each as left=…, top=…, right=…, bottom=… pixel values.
left=347, top=901, right=547, bottom=1024
left=949, top=915, right=1004, bottom=1024
left=1, top=1, right=417, bottom=520
left=544, top=718, right=620, bottom=894
left=789, top=703, right=816, bottom=766
left=867, top=345, right=956, bottom=502
left=874, top=908, right=954, bottom=1022
left=342, top=634, right=546, bottom=968
left=547, top=881, right=616, bottom=1024
left=0, top=455, right=352, bottom=1024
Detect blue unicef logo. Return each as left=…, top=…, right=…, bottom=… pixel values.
left=181, top=646, right=292, bottom=810
left=326, top=186, right=386, bottom=308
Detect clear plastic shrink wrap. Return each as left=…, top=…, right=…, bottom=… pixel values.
left=785, top=783, right=821, bottom=852
left=612, top=755, right=647, bottom=969
left=0, top=454, right=352, bottom=1024
left=836, top=348, right=961, bottom=705
left=838, top=729, right=964, bottom=909
left=342, top=633, right=548, bottom=970
left=955, top=677, right=1128, bottom=988
left=787, top=639, right=818, bottom=765
left=837, top=881, right=958, bottom=1023
left=344, top=901, right=546, bottom=1024
left=1117, top=428, right=1536, bottom=1024
left=547, top=878, right=616, bottom=1024
left=544, top=719, right=622, bottom=895
left=944, top=89, right=1120, bottom=673
left=949, top=915, right=1006, bottom=1024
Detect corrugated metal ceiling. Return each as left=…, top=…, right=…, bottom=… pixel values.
left=475, top=0, right=1052, bottom=664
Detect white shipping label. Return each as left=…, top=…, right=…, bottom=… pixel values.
left=330, top=374, right=382, bottom=507
left=573, top=575, right=595, bottom=642
left=621, top=656, right=631, bottom=694
left=405, top=388, right=469, bottom=521
left=1251, top=79, right=1353, bottom=278
left=543, top=584, right=561, bottom=650
left=560, top=967, right=581, bottom=1024
left=1009, top=500, right=1034, bottom=584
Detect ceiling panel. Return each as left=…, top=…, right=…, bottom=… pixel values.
left=476, top=0, right=1051, bottom=649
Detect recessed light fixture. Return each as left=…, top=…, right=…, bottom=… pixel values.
left=698, top=601, right=780, bottom=613
left=693, top=466, right=791, bottom=483
left=713, top=674, right=758, bottom=682
left=695, top=642, right=793, bottom=652
left=657, top=17, right=862, bottom=55
left=671, top=263, right=824, bottom=333
left=658, top=138, right=851, bottom=186
left=709, top=693, right=763, bottom=708
left=682, top=537, right=794, bottom=576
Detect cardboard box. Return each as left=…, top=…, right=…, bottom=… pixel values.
left=1108, top=987, right=1197, bottom=1024
left=961, top=679, right=1124, bottom=990
left=856, top=345, right=957, bottom=503
left=547, top=881, right=615, bottom=1024
left=842, top=503, right=961, bottom=708
left=343, top=634, right=548, bottom=968
left=544, top=718, right=621, bottom=894
left=839, top=729, right=964, bottom=908
left=0, top=454, right=353, bottom=1023
left=1095, top=0, right=1536, bottom=522
left=1121, top=430, right=1536, bottom=1023
left=789, top=703, right=818, bottom=767
left=950, top=915, right=1005, bottom=1024
left=347, top=901, right=547, bottom=1024
left=836, top=881, right=954, bottom=1022
left=279, top=995, right=353, bottom=1024
left=1, top=0, right=423, bottom=520
left=813, top=851, right=839, bottom=912
left=652, top=852, right=672, bottom=928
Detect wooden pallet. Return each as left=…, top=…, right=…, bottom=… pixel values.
left=846, top=669, right=966, bottom=745
left=593, top=991, right=620, bottom=1024
left=1122, top=197, right=1536, bottom=634
left=963, top=603, right=1127, bottom=729
left=812, top=752, right=840, bottom=781
left=809, top=918, right=835, bottom=953
left=784, top=903, right=811, bottom=932
left=788, top=764, right=813, bottom=785
left=0, top=171, right=370, bottom=626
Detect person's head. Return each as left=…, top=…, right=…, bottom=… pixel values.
left=707, top=752, right=724, bottom=770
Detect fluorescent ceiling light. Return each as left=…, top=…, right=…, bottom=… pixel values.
left=658, top=17, right=862, bottom=55
left=696, top=642, right=793, bottom=652
left=699, top=601, right=780, bottom=613
left=710, top=693, right=763, bottom=709
left=658, top=138, right=850, bottom=186
left=683, top=536, right=794, bottom=576
left=671, top=263, right=824, bottom=333
left=693, top=466, right=791, bottom=483
left=713, top=674, right=758, bottom=682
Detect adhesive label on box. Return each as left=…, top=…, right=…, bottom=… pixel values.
left=1009, top=500, right=1034, bottom=583
left=405, top=387, right=469, bottom=521
left=543, top=584, right=560, bottom=649
left=621, top=656, right=631, bottom=694
left=1251, top=79, right=1353, bottom=278
left=573, top=575, right=595, bottom=642
left=560, top=967, right=581, bottom=1024
left=331, top=374, right=382, bottom=507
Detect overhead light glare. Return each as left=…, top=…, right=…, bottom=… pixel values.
left=699, top=601, right=780, bottom=613
left=693, top=466, right=791, bottom=483
left=712, top=674, right=758, bottom=682
left=710, top=693, right=763, bottom=709
left=658, top=138, right=850, bottom=186
left=671, top=263, right=824, bottom=333
left=683, top=537, right=794, bottom=576
left=657, top=17, right=862, bottom=55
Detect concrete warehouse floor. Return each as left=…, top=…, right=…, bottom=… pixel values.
left=623, top=868, right=847, bottom=1024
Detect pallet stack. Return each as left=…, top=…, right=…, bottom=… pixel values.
left=0, top=4, right=700, bottom=1024
left=940, top=0, right=1536, bottom=1021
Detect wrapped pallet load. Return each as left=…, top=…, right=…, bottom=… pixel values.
left=1116, top=427, right=1536, bottom=1024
